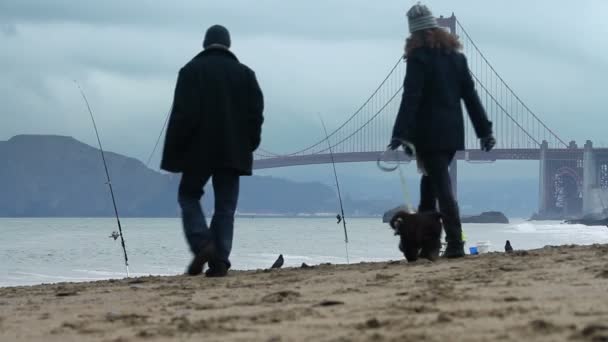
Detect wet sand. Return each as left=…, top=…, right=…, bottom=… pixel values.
left=1, top=244, right=608, bottom=342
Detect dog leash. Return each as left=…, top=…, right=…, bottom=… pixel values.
left=397, top=165, right=413, bottom=213
left=377, top=140, right=418, bottom=213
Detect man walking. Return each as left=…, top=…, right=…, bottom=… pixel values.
left=161, top=25, right=264, bottom=277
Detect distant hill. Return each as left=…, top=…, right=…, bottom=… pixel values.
left=0, top=135, right=340, bottom=217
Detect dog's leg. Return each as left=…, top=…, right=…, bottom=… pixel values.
left=403, top=237, right=419, bottom=262
left=419, top=239, right=441, bottom=261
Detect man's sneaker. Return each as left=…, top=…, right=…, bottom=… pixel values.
left=205, top=262, right=228, bottom=278
left=187, top=241, right=216, bottom=276
left=443, top=242, right=465, bottom=259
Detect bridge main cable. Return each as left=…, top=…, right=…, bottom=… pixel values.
left=456, top=19, right=568, bottom=148
left=259, top=56, right=405, bottom=157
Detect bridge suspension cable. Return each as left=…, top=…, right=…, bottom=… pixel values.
left=258, top=56, right=405, bottom=157
left=455, top=19, right=567, bottom=149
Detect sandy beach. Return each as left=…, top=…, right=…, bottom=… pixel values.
left=1, top=244, right=608, bottom=342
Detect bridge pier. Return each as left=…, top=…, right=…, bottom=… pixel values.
left=583, top=140, right=597, bottom=215
left=538, top=141, right=549, bottom=214
left=449, top=158, right=458, bottom=199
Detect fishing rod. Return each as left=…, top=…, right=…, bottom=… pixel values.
left=145, top=108, right=171, bottom=168
left=318, top=114, right=350, bottom=264
left=75, top=81, right=130, bottom=277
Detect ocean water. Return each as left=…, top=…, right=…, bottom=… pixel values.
left=1, top=217, right=607, bottom=287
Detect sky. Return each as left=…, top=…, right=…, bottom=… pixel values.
left=1, top=0, right=607, bottom=183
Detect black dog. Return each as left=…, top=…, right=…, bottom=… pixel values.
left=389, top=211, right=442, bottom=262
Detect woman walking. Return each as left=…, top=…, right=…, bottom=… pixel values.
left=390, top=3, right=496, bottom=258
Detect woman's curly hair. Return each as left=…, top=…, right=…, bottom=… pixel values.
left=405, top=28, right=462, bottom=58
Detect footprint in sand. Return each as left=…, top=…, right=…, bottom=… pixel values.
left=316, top=300, right=344, bottom=307
left=579, top=324, right=608, bottom=341
left=261, top=291, right=301, bottom=304
left=375, top=273, right=398, bottom=281
left=356, top=318, right=383, bottom=330
left=502, top=296, right=525, bottom=303
left=436, top=312, right=453, bottom=323
left=105, top=312, right=149, bottom=326
left=55, top=321, right=102, bottom=335
left=528, top=319, right=575, bottom=334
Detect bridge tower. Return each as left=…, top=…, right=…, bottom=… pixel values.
left=437, top=13, right=457, bottom=34
left=580, top=140, right=608, bottom=216
left=582, top=140, right=597, bottom=214
left=538, top=141, right=586, bottom=218
left=596, top=148, right=608, bottom=214
left=538, top=140, right=549, bottom=214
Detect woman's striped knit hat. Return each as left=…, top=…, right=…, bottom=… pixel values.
left=407, top=3, right=439, bottom=33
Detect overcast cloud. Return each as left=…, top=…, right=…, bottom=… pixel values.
left=1, top=0, right=607, bottom=181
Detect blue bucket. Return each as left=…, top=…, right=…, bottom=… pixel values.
left=469, top=246, right=478, bottom=255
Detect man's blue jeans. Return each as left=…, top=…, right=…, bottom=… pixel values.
left=178, top=170, right=240, bottom=268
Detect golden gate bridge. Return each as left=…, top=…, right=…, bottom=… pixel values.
left=252, top=14, right=608, bottom=218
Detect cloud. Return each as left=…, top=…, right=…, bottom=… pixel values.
left=0, top=1, right=406, bottom=40
left=1, top=22, right=17, bottom=36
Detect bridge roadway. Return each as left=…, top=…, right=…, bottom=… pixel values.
left=253, top=148, right=608, bottom=170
